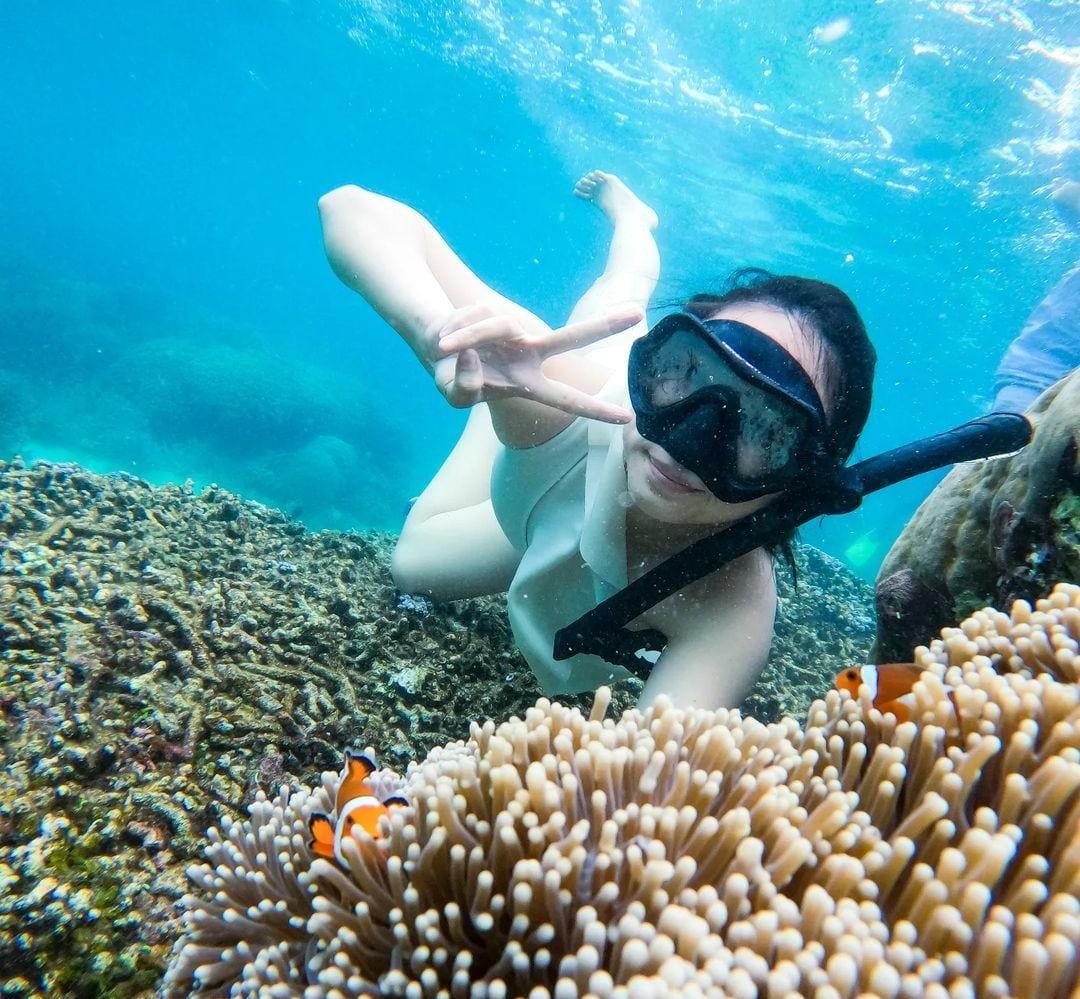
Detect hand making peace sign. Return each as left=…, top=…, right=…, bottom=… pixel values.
left=430, top=302, right=643, bottom=425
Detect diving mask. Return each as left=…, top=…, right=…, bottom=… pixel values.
left=628, top=312, right=834, bottom=502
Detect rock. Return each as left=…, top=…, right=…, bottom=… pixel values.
left=389, top=664, right=427, bottom=698
left=875, top=369, right=1080, bottom=662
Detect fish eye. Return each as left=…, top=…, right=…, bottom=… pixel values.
left=846, top=670, right=857, bottom=680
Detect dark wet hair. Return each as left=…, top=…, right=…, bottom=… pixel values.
left=684, top=267, right=876, bottom=463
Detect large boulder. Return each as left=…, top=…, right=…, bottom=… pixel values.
left=874, top=367, right=1080, bottom=661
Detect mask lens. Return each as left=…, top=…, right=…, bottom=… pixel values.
left=735, top=397, right=808, bottom=478
left=640, top=325, right=812, bottom=479
left=640, top=327, right=731, bottom=406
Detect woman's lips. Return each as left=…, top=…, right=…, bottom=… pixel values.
left=645, top=451, right=705, bottom=494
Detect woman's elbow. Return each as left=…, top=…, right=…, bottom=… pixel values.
left=390, top=543, right=434, bottom=597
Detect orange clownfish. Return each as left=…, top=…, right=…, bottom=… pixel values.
left=308, top=750, right=408, bottom=863
left=834, top=663, right=925, bottom=722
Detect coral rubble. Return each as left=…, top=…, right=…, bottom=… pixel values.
left=167, top=585, right=1080, bottom=998
left=876, top=369, right=1080, bottom=662
left=0, top=456, right=872, bottom=994
left=0, top=458, right=529, bottom=995
left=750, top=544, right=876, bottom=721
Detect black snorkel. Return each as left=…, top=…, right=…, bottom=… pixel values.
left=553, top=412, right=1032, bottom=669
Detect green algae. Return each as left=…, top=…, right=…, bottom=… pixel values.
left=1048, top=489, right=1080, bottom=582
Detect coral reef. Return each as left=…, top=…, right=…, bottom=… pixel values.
left=0, top=458, right=532, bottom=995
left=166, top=584, right=1080, bottom=998
left=0, top=457, right=872, bottom=994
left=875, top=369, right=1080, bottom=662
left=750, top=544, right=876, bottom=721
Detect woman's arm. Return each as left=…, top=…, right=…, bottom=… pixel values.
left=636, top=550, right=777, bottom=710
left=318, top=184, right=545, bottom=371
left=318, top=184, right=637, bottom=447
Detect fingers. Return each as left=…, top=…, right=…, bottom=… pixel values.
left=435, top=350, right=484, bottom=408
left=437, top=315, right=527, bottom=357
left=435, top=304, right=644, bottom=359
left=431, top=303, right=493, bottom=356
left=545, top=305, right=644, bottom=356
left=524, top=373, right=634, bottom=425
left=436, top=349, right=634, bottom=424
left=438, top=303, right=491, bottom=336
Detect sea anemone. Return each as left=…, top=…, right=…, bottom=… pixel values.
left=164, top=584, right=1080, bottom=998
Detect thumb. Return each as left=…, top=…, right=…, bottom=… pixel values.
left=444, top=349, right=484, bottom=407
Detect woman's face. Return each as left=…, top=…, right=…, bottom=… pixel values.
left=622, top=302, right=831, bottom=527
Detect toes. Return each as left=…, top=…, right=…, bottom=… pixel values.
left=574, top=171, right=609, bottom=200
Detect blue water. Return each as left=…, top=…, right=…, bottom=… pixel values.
left=2, top=1, right=1077, bottom=575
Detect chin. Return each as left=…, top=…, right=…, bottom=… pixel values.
left=623, top=446, right=717, bottom=525
left=626, top=481, right=695, bottom=524
left=622, top=425, right=775, bottom=527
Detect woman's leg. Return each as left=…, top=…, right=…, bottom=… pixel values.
left=386, top=172, right=660, bottom=600
left=320, top=185, right=524, bottom=599
left=565, top=171, right=660, bottom=360
left=385, top=234, right=528, bottom=598
left=392, top=404, right=521, bottom=601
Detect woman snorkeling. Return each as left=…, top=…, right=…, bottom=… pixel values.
left=318, top=171, right=1023, bottom=710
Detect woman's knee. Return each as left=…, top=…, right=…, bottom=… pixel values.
left=390, top=535, right=434, bottom=595
left=317, top=182, right=377, bottom=213
left=317, top=184, right=364, bottom=223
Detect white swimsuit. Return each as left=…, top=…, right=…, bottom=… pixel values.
left=489, top=374, right=637, bottom=694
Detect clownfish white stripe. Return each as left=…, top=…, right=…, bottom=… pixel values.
left=859, top=664, right=879, bottom=701
left=332, top=795, right=383, bottom=863
left=335, top=795, right=381, bottom=835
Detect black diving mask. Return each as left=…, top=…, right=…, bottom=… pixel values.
left=628, top=312, right=834, bottom=502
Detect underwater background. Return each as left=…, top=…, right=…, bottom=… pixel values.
left=2, top=0, right=1078, bottom=578
left=3, top=5, right=1080, bottom=994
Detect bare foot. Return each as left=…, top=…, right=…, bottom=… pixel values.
left=574, top=170, right=658, bottom=231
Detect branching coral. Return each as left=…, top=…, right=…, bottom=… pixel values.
left=165, top=584, right=1080, bottom=998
